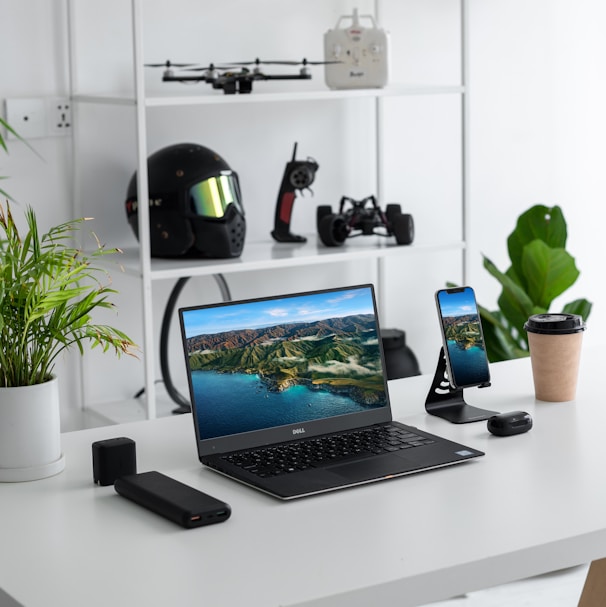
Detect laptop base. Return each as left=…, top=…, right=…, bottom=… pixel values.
left=204, top=420, right=484, bottom=500
left=425, top=348, right=498, bottom=424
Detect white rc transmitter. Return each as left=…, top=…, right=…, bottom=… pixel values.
left=324, top=8, right=389, bottom=90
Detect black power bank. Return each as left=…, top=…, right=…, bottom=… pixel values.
left=114, top=471, right=231, bottom=529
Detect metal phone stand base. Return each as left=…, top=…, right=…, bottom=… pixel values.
left=425, top=347, right=498, bottom=424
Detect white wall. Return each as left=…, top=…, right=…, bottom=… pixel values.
left=2, top=0, right=604, bottom=424
left=468, top=0, right=606, bottom=347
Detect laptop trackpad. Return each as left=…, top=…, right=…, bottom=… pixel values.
left=328, top=455, right=412, bottom=481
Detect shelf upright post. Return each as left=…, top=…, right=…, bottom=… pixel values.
left=460, top=0, right=470, bottom=285
left=131, top=0, right=157, bottom=419
left=373, top=0, right=384, bottom=205
left=373, top=0, right=388, bottom=321
left=65, top=0, right=87, bottom=412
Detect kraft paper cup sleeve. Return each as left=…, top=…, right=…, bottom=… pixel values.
left=524, top=313, right=585, bottom=402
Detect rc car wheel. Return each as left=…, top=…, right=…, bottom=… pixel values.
left=392, top=213, right=414, bottom=245
left=316, top=205, right=333, bottom=230
left=385, top=204, right=402, bottom=225
left=318, top=214, right=349, bottom=247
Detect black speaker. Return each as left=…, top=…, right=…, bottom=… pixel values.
left=92, top=437, right=137, bottom=486
left=381, top=328, right=421, bottom=380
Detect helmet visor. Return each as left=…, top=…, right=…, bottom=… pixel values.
left=189, top=171, right=243, bottom=218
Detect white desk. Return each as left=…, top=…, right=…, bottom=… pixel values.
left=1, top=348, right=605, bottom=607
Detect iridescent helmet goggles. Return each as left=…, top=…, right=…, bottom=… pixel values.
left=125, top=143, right=246, bottom=258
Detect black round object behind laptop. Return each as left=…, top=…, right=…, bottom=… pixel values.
left=381, top=328, right=421, bottom=380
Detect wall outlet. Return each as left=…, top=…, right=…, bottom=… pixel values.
left=47, top=97, right=72, bottom=136
left=3, top=97, right=72, bottom=139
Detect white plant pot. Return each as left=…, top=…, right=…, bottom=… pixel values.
left=0, top=377, right=66, bottom=482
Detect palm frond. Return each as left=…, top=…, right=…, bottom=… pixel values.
left=0, top=201, right=138, bottom=387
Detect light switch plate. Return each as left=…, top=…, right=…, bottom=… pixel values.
left=4, top=98, right=47, bottom=139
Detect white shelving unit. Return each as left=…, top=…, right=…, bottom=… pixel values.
left=68, top=0, right=469, bottom=421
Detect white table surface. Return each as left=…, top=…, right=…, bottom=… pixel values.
left=1, top=346, right=605, bottom=607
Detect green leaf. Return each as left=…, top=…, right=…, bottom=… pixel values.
left=0, top=117, right=43, bottom=159
left=479, top=306, right=521, bottom=362
left=507, top=205, right=567, bottom=290
left=0, top=201, right=138, bottom=386
left=521, top=240, right=579, bottom=309
left=562, top=298, right=592, bottom=320
left=483, top=255, right=546, bottom=345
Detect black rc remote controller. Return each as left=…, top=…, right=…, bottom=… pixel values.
left=271, top=142, right=319, bottom=243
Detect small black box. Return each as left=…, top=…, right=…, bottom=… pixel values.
left=92, top=437, right=137, bottom=486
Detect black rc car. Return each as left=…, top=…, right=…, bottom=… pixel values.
left=317, top=195, right=414, bottom=247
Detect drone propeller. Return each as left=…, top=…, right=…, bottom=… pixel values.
left=145, top=60, right=197, bottom=68
left=231, top=58, right=340, bottom=66
left=182, top=63, right=242, bottom=73
left=270, top=59, right=341, bottom=66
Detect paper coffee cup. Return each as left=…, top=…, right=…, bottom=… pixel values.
left=524, top=314, right=585, bottom=402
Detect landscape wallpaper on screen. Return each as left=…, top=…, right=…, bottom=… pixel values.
left=182, top=289, right=387, bottom=439
left=438, top=288, right=490, bottom=386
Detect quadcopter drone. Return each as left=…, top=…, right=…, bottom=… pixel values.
left=146, top=58, right=338, bottom=94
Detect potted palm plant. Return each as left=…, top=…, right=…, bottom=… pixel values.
left=0, top=121, right=137, bottom=481
left=0, top=202, right=137, bottom=481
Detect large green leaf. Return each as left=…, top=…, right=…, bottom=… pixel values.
left=507, top=205, right=567, bottom=290
left=521, top=240, right=580, bottom=309
left=479, top=315, right=509, bottom=363
left=562, top=298, right=592, bottom=320
left=479, top=305, right=528, bottom=362
left=483, top=255, right=539, bottom=332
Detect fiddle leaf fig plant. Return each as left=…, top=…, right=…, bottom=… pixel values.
left=0, top=201, right=137, bottom=387
left=478, top=204, right=592, bottom=362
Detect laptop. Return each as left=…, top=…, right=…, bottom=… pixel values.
left=178, top=284, right=483, bottom=499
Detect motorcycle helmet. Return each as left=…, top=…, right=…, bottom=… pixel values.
left=125, top=143, right=246, bottom=258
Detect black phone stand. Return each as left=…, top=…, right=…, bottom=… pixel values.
left=425, top=347, right=498, bottom=424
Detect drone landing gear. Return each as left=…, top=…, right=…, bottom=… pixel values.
left=219, top=79, right=252, bottom=95
left=425, top=347, right=497, bottom=424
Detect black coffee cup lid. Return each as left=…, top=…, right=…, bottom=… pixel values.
left=524, top=313, right=586, bottom=335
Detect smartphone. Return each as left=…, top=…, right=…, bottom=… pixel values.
left=435, top=286, right=491, bottom=389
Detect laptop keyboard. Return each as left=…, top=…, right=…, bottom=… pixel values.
left=220, top=424, right=436, bottom=478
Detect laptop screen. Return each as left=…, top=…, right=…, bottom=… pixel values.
left=179, top=285, right=389, bottom=444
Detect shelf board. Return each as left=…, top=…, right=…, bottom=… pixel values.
left=112, top=236, right=465, bottom=281
left=72, top=94, right=136, bottom=106
left=73, top=84, right=464, bottom=108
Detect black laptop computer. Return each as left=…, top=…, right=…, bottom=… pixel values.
left=179, top=284, right=483, bottom=499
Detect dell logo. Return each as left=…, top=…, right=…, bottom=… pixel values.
left=292, top=427, right=306, bottom=435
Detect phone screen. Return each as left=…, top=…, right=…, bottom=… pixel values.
left=435, top=287, right=490, bottom=388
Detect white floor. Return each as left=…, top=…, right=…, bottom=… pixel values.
left=424, top=565, right=588, bottom=607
